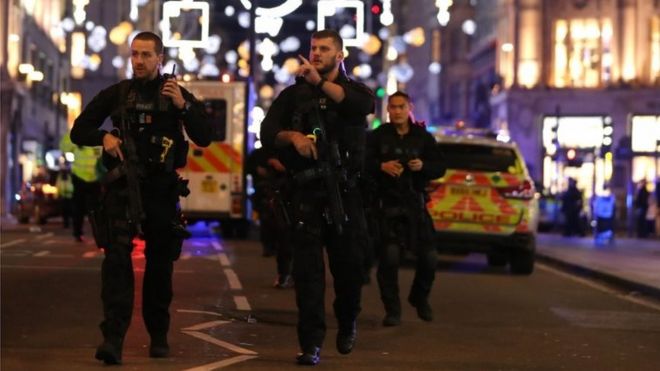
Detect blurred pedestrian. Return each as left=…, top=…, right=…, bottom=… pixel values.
left=59, top=132, right=103, bottom=242
left=55, top=159, right=74, bottom=228
left=634, top=180, right=650, bottom=238
left=561, top=177, right=584, bottom=237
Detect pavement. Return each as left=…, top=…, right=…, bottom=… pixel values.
left=536, top=232, right=660, bottom=298
left=2, top=214, right=659, bottom=298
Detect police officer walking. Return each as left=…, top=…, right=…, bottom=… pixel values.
left=366, top=91, right=445, bottom=327
left=71, top=31, right=211, bottom=364
left=59, top=131, right=103, bottom=242
left=260, top=29, right=375, bottom=365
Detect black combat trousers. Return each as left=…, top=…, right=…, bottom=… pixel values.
left=376, top=206, right=438, bottom=317
left=289, top=186, right=366, bottom=352
left=99, top=173, right=179, bottom=343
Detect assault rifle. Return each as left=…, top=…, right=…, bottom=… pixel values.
left=293, top=100, right=347, bottom=235
left=119, top=113, right=145, bottom=236
left=102, top=111, right=145, bottom=236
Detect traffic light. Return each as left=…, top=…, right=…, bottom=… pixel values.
left=372, top=117, right=382, bottom=129
left=371, top=1, right=383, bottom=15
left=375, top=87, right=386, bottom=99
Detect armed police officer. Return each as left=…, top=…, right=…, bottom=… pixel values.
left=260, top=29, right=375, bottom=366
left=366, top=91, right=444, bottom=327
left=70, top=31, right=211, bottom=364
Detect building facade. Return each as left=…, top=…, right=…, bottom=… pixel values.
left=1, top=0, right=70, bottom=216
left=437, top=0, right=659, bottom=227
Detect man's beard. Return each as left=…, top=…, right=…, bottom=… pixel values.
left=316, top=58, right=337, bottom=75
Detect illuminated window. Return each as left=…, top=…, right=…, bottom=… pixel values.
left=652, top=16, right=660, bottom=84
left=552, top=18, right=612, bottom=88
left=631, top=115, right=660, bottom=153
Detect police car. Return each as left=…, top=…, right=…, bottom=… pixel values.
left=427, top=128, right=539, bottom=275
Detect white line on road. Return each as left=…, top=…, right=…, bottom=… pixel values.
left=234, top=296, right=251, bottom=311
left=211, top=240, right=223, bottom=251
left=223, top=268, right=242, bottom=290
left=183, top=355, right=258, bottom=371
left=218, top=253, right=230, bottom=267
left=182, top=330, right=258, bottom=355
left=538, top=263, right=660, bottom=312
left=0, top=239, right=26, bottom=249
left=33, top=250, right=50, bottom=257
left=182, top=320, right=230, bottom=331
left=177, top=309, right=223, bottom=317
left=34, top=232, right=54, bottom=240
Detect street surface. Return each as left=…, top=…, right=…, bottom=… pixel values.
left=2, top=221, right=660, bottom=370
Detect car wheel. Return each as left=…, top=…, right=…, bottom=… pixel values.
left=487, top=253, right=508, bottom=267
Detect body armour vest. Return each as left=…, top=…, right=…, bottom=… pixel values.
left=109, top=79, right=188, bottom=173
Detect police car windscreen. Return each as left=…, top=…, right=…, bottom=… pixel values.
left=203, top=99, right=227, bottom=141
left=437, top=143, right=519, bottom=173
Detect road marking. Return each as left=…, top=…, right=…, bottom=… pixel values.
left=538, top=263, right=660, bottom=312
left=0, top=239, right=26, bottom=249
left=211, top=240, right=223, bottom=251
left=234, top=296, right=251, bottom=311
left=223, top=268, right=242, bottom=290
left=177, top=309, right=223, bottom=317
left=183, top=355, right=258, bottom=371
left=33, top=250, right=50, bottom=257
left=34, top=232, right=54, bottom=240
left=182, top=330, right=257, bottom=355
left=218, top=253, right=230, bottom=267
left=43, top=240, right=57, bottom=245
left=182, top=320, right=230, bottom=331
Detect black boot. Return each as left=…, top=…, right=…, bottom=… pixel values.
left=408, top=297, right=433, bottom=322
left=296, top=346, right=321, bottom=365
left=382, top=313, right=401, bottom=327
left=95, top=337, right=123, bottom=365
left=149, top=334, right=170, bottom=358
left=336, top=322, right=357, bottom=355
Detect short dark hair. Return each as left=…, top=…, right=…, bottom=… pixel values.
left=132, top=31, right=163, bottom=54
left=388, top=91, right=411, bottom=104
left=311, top=29, right=343, bottom=50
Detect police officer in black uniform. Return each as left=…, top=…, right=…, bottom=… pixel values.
left=245, top=146, right=293, bottom=287
left=71, top=32, right=211, bottom=364
left=260, top=29, right=375, bottom=365
left=366, top=91, right=444, bottom=327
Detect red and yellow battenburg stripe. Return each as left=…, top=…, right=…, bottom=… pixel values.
left=427, top=169, right=530, bottom=235
left=184, top=143, right=242, bottom=173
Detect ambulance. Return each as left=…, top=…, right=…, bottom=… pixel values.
left=177, top=81, right=248, bottom=237
left=427, top=129, right=539, bottom=274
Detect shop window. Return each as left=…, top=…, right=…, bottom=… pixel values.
left=553, top=18, right=612, bottom=88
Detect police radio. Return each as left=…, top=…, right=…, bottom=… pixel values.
left=158, top=64, right=177, bottom=111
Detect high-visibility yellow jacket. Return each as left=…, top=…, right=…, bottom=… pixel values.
left=59, top=132, right=103, bottom=182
